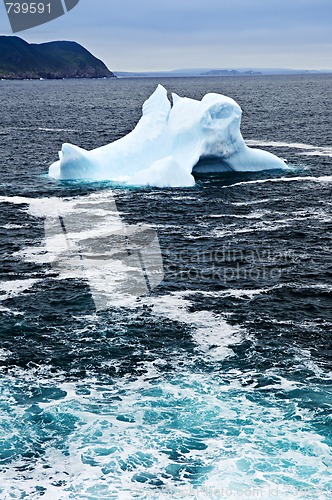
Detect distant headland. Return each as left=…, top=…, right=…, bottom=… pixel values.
left=114, top=68, right=332, bottom=78
left=0, top=36, right=116, bottom=80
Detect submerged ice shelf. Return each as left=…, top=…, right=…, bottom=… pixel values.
left=49, top=85, right=288, bottom=187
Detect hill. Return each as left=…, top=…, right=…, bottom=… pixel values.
left=0, top=36, right=115, bottom=79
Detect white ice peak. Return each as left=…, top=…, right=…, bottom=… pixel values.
left=49, top=85, right=287, bottom=186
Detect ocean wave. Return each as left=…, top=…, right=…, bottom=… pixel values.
left=223, top=175, right=332, bottom=189
left=0, top=364, right=331, bottom=499
left=246, top=139, right=332, bottom=158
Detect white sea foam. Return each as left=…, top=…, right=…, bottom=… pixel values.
left=0, top=125, right=91, bottom=133
left=246, top=139, right=332, bottom=157
left=38, top=127, right=83, bottom=133
left=246, top=139, right=320, bottom=150
left=0, top=190, right=119, bottom=215
left=0, top=348, right=12, bottom=361
left=223, top=175, right=332, bottom=189
left=2, top=223, right=25, bottom=229
left=300, top=149, right=332, bottom=157
left=209, top=209, right=268, bottom=219
left=210, top=208, right=332, bottom=238
left=0, top=195, right=34, bottom=205
left=211, top=221, right=292, bottom=238
left=231, top=198, right=283, bottom=206
left=0, top=364, right=331, bottom=499
left=211, top=208, right=332, bottom=223
left=145, top=293, right=241, bottom=360
left=0, top=279, right=40, bottom=301
left=177, top=286, right=282, bottom=300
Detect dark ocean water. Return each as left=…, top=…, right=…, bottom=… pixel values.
left=0, top=76, right=331, bottom=499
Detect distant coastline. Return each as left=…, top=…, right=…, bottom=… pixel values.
left=114, top=68, right=332, bottom=78
left=1, top=36, right=330, bottom=81
left=0, top=36, right=116, bottom=80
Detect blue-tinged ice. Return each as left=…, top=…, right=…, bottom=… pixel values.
left=49, top=85, right=287, bottom=187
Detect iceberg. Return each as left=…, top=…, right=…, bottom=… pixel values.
left=49, top=85, right=287, bottom=187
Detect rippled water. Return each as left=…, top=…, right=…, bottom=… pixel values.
left=0, top=76, right=331, bottom=499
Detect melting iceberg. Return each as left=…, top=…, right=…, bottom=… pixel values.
left=49, top=85, right=287, bottom=187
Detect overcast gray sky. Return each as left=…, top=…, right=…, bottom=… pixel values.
left=1, top=0, right=331, bottom=71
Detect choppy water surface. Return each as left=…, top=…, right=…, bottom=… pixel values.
left=0, top=76, right=331, bottom=499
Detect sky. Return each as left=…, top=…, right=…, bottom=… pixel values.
left=0, top=0, right=331, bottom=71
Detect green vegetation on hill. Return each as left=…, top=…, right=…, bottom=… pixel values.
left=0, top=36, right=115, bottom=79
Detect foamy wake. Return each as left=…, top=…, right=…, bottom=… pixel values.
left=0, top=360, right=331, bottom=499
